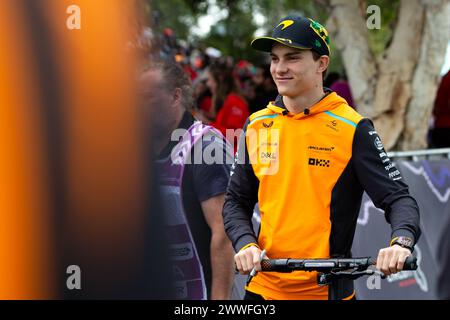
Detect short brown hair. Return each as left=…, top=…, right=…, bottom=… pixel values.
left=145, top=61, right=194, bottom=110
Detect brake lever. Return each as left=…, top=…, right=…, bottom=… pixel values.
left=370, top=268, right=387, bottom=279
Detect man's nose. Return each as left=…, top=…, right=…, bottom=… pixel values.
left=275, top=60, right=288, bottom=74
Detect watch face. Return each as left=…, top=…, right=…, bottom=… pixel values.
left=397, top=237, right=413, bottom=247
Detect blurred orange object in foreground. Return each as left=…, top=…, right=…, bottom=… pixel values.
left=0, top=0, right=163, bottom=299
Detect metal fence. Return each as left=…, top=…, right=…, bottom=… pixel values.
left=388, top=148, right=450, bottom=161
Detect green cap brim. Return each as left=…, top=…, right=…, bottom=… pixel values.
left=251, top=37, right=312, bottom=52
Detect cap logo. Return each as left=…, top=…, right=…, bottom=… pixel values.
left=276, top=20, right=294, bottom=30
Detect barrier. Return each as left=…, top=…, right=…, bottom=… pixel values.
left=353, top=155, right=450, bottom=299
left=388, top=148, right=450, bottom=160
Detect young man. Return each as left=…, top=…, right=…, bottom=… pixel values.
left=223, top=15, right=421, bottom=300
left=140, top=61, right=235, bottom=299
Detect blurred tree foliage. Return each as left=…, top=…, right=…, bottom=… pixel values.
left=149, top=0, right=400, bottom=69
left=202, top=0, right=260, bottom=61
left=149, top=0, right=208, bottom=40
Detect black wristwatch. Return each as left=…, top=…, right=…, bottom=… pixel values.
left=390, top=236, right=414, bottom=252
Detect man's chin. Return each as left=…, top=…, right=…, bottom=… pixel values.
left=277, top=88, right=292, bottom=97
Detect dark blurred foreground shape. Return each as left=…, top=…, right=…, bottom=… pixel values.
left=0, top=0, right=172, bottom=299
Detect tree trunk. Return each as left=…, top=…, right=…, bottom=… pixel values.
left=399, top=0, right=450, bottom=150
left=327, top=0, right=450, bottom=150
left=327, top=0, right=377, bottom=118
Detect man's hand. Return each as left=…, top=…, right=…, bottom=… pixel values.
left=376, top=245, right=412, bottom=276
left=234, top=245, right=264, bottom=275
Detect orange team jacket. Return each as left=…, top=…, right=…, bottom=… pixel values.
left=223, top=91, right=421, bottom=300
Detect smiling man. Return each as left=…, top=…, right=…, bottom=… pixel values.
left=223, top=15, right=421, bottom=300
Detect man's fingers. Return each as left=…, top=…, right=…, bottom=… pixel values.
left=235, top=246, right=265, bottom=275
left=240, top=247, right=260, bottom=273
left=235, top=253, right=250, bottom=274
left=382, top=249, right=394, bottom=275
left=377, top=246, right=413, bottom=276
left=234, top=255, right=242, bottom=273
left=245, top=251, right=254, bottom=273
left=240, top=253, right=250, bottom=273
left=252, top=250, right=261, bottom=272
left=396, top=254, right=406, bottom=271
left=378, top=249, right=392, bottom=275
left=388, top=250, right=401, bottom=274
left=376, top=250, right=385, bottom=272
left=253, top=250, right=261, bottom=264
left=396, top=252, right=411, bottom=271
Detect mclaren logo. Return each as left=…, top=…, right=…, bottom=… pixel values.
left=262, top=121, right=273, bottom=128
left=277, top=19, right=294, bottom=30
left=308, top=146, right=334, bottom=153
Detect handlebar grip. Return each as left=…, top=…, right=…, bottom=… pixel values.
left=260, top=259, right=272, bottom=271
left=260, top=259, right=291, bottom=272
left=403, top=256, right=418, bottom=270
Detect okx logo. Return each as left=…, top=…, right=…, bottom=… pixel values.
left=308, top=158, right=330, bottom=167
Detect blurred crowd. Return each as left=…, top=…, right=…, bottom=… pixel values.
left=146, top=27, right=372, bottom=147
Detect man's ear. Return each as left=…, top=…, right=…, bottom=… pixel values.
left=318, top=55, right=329, bottom=73
left=172, top=88, right=183, bottom=107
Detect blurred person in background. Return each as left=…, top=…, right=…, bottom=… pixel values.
left=249, top=64, right=278, bottom=114
left=193, top=78, right=213, bottom=116
left=181, top=56, right=198, bottom=82
left=140, top=61, right=235, bottom=300
left=204, top=62, right=249, bottom=147
left=430, top=70, right=450, bottom=148
left=160, top=27, right=177, bottom=60
left=329, top=72, right=355, bottom=109
left=235, top=60, right=255, bottom=105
